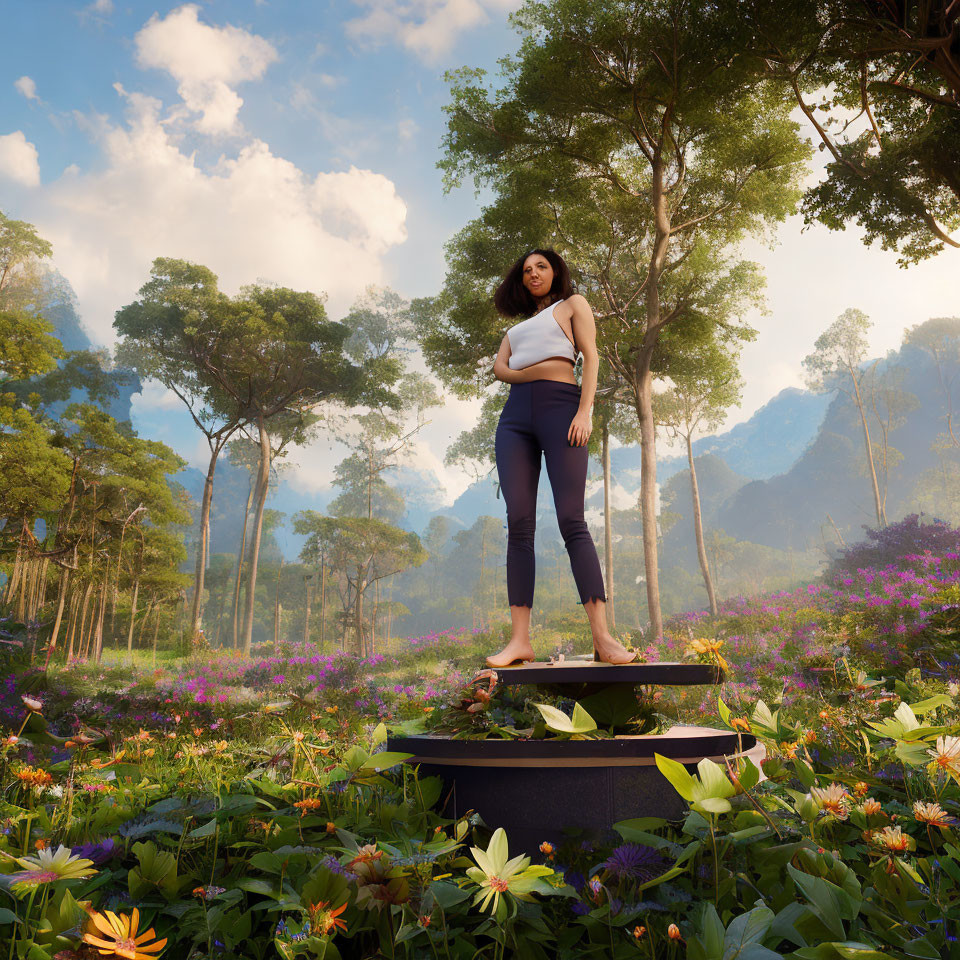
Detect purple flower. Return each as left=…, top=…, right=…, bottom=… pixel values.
left=601, top=844, right=666, bottom=882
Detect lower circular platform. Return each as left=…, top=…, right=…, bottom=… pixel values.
left=388, top=726, right=761, bottom=852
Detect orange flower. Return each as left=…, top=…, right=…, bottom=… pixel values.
left=539, top=841, right=554, bottom=858
left=730, top=717, right=751, bottom=732
left=326, top=821, right=337, bottom=834
left=913, top=801, right=955, bottom=828
left=804, top=730, right=816, bottom=744
left=82, top=906, right=167, bottom=959
left=633, top=925, right=647, bottom=939
left=13, top=765, right=53, bottom=788
left=306, top=900, right=348, bottom=936
left=858, top=798, right=882, bottom=816
left=293, top=798, right=324, bottom=817
left=853, top=782, right=869, bottom=797
left=872, top=826, right=911, bottom=853
left=668, top=923, right=683, bottom=940
left=811, top=783, right=851, bottom=819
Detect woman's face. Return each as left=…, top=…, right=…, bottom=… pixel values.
left=522, top=254, right=554, bottom=299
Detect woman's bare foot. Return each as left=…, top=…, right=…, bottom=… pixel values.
left=592, top=633, right=637, bottom=665
left=486, top=637, right=536, bottom=668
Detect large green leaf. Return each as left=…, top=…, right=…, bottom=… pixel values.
left=534, top=702, right=597, bottom=735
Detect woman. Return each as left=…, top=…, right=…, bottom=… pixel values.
left=486, top=248, right=636, bottom=668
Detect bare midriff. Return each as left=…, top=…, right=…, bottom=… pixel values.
left=515, top=356, right=577, bottom=385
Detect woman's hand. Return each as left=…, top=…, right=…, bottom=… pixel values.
left=568, top=408, right=592, bottom=447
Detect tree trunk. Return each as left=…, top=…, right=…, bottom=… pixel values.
left=190, top=444, right=219, bottom=642
left=303, top=578, right=312, bottom=645
left=79, top=583, right=96, bottom=660
left=241, top=414, right=272, bottom=655
left=3, top=532, right=23, bottom=606
left=93, top=576, right=108, bottom=663
left=273, top=558, right=284, bottom=648
left=138, top=600, right=155, bottom=649
left=43, top=567, right=71, bottom=672
left=354, top=572, right=366, bottom=656
left=231, top=476, right=256, bottom=649
left=850, top=372, right=884, bottom=527
left=636, top=354, right=663, bottom=638
left=386, top=575, right=394, bottom=647
left=126, top=579, right=140, bottom=656
left=151, top=601, right=161, bottom=665
left=687, top=434, right=718, bottom=617
left=319, top=559, right=326, bottom=653
left=601, top=420, right=616, bottom=630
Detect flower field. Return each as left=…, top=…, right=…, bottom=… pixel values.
left=3, top=517, right=960, bottom=959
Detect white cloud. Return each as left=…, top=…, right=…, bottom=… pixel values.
left=22, top=84, right=407, bottom=349
left=133, top=379, right=184, bottom=411
left=15, top=76, right=38, bottom=101
left=397, top=117, right=419, bottom=141
left=345, top=0, right=522, bottom=64
left=88, top=0, right=114, bottom=13
left=134, top=3, right=279, bottom=135
left=0, top=131, right=41, bottom=187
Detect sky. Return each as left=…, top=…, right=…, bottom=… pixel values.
left=2, top=0, right=958, bottom=507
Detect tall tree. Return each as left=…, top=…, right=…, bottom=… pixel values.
left=803, top=307, right=885, bottom=527
left=205, top=282, right=400, bottom=655
left=294, top=513, right=426, bottom=655
left=426, top=1, right=806, bottom=635
left=114, top=260, right=254, bottom=642
left=654, top=346, right=745, bottom=616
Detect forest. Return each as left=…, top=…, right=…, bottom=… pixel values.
left=3, top=1, right=960, bottom=958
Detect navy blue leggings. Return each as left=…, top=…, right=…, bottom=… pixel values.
left=495, top=379, right=607, bottom=608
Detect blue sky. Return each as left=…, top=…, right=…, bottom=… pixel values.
left=2, top=0, right=959, bottom=510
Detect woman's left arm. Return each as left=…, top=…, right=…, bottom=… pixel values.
left=568, top=294, right=599, bottom=448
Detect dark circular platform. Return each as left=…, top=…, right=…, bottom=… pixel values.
left=388, top=727, right=759, bottom=851
left=488, top=659, right=723, bottom=687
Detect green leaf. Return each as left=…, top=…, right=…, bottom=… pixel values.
left=717, top=696, right=732, bottom=727
left=655, top=753, right=697, bottom=801
left=534, top=702, right=597, bottom=735
left=189, top=818, right=218, bottom=838
left=370, top=721, right=388, bottom=749
left=425, top=880, right=471, bottom=910
left=0, top=908, right=20, bottom=925
left=723, top=904, right=774, bottom=956
left=358, top=751, right=413, bottom=772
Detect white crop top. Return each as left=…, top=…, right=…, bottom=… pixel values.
left=506, top=299, right=579, bottom=369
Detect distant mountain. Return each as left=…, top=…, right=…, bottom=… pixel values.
left=618, top=387, right=832, bottom=487
left=41, top=270, right=141, bottom=424
left=715, top=342, right=958, bottom=550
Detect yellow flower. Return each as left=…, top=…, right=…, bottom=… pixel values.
left=810, top=783, right=851, bottom=819
left=853, top=782, right=869, bottom=797
left=913, top=800, right=954, bottom=828
left=83, top=906, right=167, bottom=959
left=928, top=735, right=960, bottom=781
left=872, top=826, right=912, bottom=853
left=8, top=845, right=96, bottom=893
left=686, top=638, right=729, bottom=672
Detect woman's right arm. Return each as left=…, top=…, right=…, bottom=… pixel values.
left=493, top=334, right=530, bottom=384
